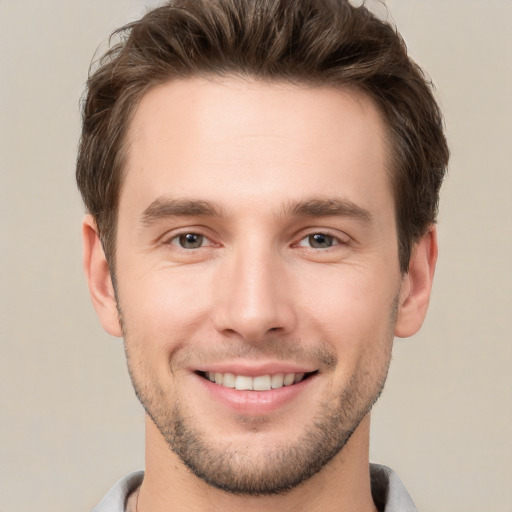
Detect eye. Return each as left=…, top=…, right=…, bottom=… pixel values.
left=299, top=233, right=338, bottom=249
left=171, top=232, right=206, bottom=249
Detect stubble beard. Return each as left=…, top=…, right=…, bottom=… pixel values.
left=120, top=300, right=396, bottom=496
left=149, top=374, right=387, bottom=495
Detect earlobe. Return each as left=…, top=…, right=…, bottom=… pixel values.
left=394, top=226, right=438, bottom=338
left=82, top=215, right=122, bottom=337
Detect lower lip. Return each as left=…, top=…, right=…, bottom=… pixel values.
left=196, top=374, right=316, bottom=415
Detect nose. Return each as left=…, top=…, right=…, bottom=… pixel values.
left=212, top=244, right=297, bottom=343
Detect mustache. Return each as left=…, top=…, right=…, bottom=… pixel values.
left=170, top=337, right=338, bottom=371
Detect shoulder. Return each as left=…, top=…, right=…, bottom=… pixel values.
left=90, top=470, right=144, bottom=512
left=370, top=463, right=418, bottom=512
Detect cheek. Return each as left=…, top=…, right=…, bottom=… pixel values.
left=117, top=265, right=214, bottom=354
left=298, top=265, right=399, bottom=359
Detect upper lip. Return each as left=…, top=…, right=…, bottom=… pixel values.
left=193, top=361, right=318, bottom=376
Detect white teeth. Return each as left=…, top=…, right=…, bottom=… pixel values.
left=235, top=375, right=253, bottom=390
left=253, top=375, right=272, bottom=391
left=283, top=373, right=295, bottom=386
left=222, top=372, right=236, bottom=388
left=271, top=373, right=284, bottom=388
left=204, top=371, right=307, bottom=390
left=294, top=372, right=305, bottom=383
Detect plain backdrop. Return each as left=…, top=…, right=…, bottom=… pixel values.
left=1, top=1, right=511, bottom=511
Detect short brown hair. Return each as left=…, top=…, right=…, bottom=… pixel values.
left=76, top=0, right=449, bottom=273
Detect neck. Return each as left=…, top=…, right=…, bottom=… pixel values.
left=137, top=415, right=377, bottom=512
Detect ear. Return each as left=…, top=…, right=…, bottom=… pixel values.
left=394, top=225, right=438, bottom=338
left=82, top=215, right=122, bottom=337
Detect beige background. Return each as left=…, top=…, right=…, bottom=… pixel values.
left=1, top=1, right=511, bottom=511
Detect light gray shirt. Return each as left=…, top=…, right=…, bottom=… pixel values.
left=91, top=463, right=418, bottom=511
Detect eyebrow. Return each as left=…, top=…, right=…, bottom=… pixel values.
left=140, top=196, right=373, bottom=226
left=287, top=198, right=373, bottom=223
left=141, top=197, right=223, bottom=226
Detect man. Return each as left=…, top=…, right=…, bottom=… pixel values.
left=77, top=0, right=449, bottom=510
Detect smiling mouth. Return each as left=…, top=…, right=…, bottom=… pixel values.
left=197, top=371, right=317, bottom=391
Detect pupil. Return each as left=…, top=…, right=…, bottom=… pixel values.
left=179, top=233, right=203, bottom=248
left=310, top=233, right=332, bottom=248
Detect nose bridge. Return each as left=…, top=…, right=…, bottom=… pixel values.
left=213, top=237, right=296, bottom=341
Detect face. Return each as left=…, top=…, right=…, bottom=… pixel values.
left=113, top=77, right=405, bottom=494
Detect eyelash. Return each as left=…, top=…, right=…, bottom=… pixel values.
left=167, top=232, right=213, bottom=250
left=164, top=230, right=348, bottom=250
left=296, top=232, right=346, bottom=249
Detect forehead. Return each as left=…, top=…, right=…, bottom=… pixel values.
left=121, top=76, right=392, bottom=219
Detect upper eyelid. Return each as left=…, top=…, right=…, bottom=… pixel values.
left=170, top=232, right=205, bottom=244
left=295, top=228, right=351, bottom=243
left=158, top=227, right=351, bottom=245
left=167, top=231, right=214, bottom=246
left=153, top=231, right=204, bottom=251
left=296, top=233, right=348, bottom=248
left=159, top=226, right=213, bottom=241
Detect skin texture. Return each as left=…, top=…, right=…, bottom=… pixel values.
left=83, top=77, right=437, bottom=512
